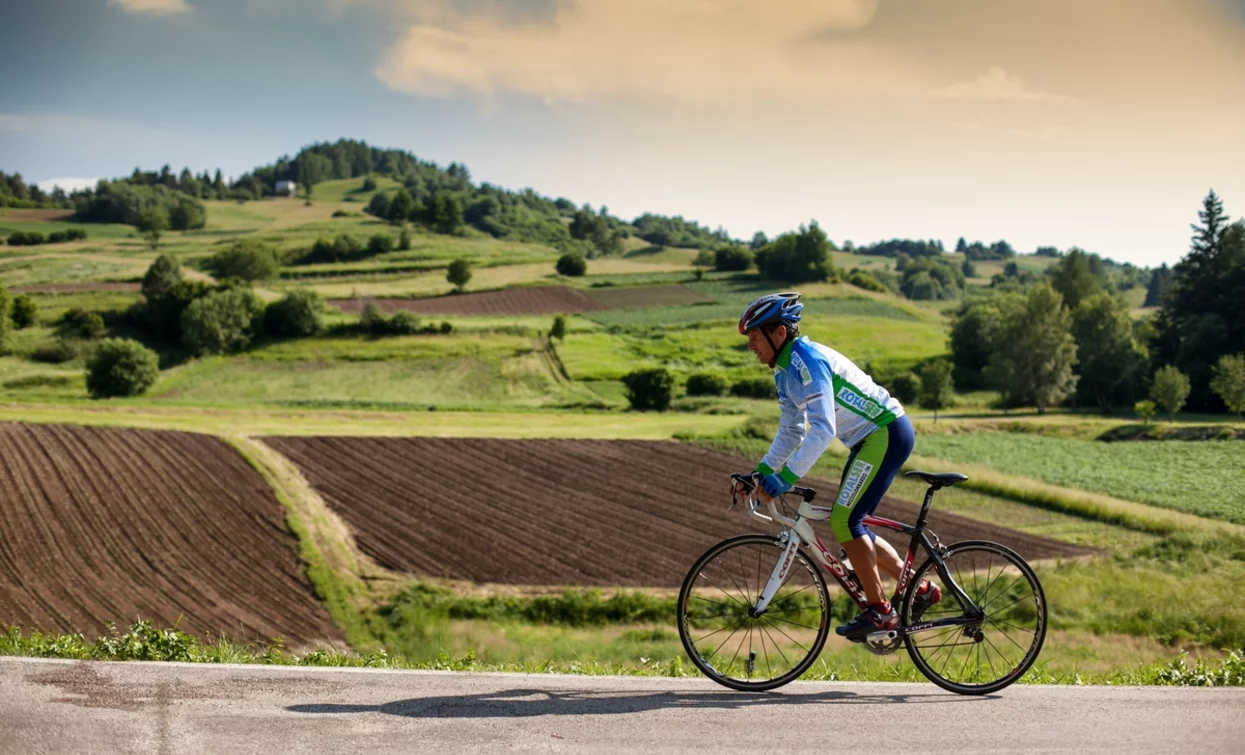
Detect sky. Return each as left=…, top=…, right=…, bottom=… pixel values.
left=2, top=0, right=1244, bottom=267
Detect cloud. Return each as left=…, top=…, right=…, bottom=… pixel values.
left=932, top=67, right=1078, bottom=104
left=37, top=177, right=100, bottom=193
left=106, top=0, right=193, bottom=16
left=369, top=0, right=907, bottom=108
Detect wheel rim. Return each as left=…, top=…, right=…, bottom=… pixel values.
left=906, top=544, right=1045, bottom=690
left=680, top=538, right=829, bottom=688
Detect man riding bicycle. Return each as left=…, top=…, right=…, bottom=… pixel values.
left=734, top=291, right=940, bottom=640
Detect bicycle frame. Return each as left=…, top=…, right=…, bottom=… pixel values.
left=740, top=483, right=982, bottom=637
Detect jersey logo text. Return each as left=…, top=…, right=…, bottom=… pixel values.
left=837, top=386, right=883, bottom=418
left=791, top=352, right=812, bottom=386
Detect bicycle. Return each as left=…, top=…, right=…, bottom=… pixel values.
left=676, top=471, right=1047, bottom=695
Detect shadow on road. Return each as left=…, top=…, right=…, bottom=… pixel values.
left=288, top=686, right=992, bottom=719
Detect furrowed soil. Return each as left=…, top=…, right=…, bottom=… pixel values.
left=0, top=423, right=341, bottom=646
left=263, top=438, right=1094, bottom=587
left=327, top=284, right=708, bottom=317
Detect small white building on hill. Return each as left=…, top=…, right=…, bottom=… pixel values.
left=276, top=180, right=297, bottom=197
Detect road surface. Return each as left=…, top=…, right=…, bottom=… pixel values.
left=2, top=657, right=1242, bottom=754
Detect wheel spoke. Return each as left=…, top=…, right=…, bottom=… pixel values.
left=695, top=572, right=751, bottom=611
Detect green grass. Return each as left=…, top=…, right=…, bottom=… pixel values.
left=584, top=295, right=919, bottom=330
left=914, top=433, right=1245, bottom=524
left=308, top=176, right=403, bottom=204
left=0, top=255, right=143, bottom=286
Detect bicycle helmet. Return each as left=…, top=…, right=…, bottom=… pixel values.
left=738, top=292, right=803, bottom=335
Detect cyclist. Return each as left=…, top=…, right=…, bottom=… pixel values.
left=734, top=291, right=939, bottom=639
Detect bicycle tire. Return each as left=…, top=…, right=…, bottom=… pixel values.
left=677, top=534, right=831, bottom=692
left=902, top=540, right=1047, bottom=695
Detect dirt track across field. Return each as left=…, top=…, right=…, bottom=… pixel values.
left=263, top=437, right=1095, bottom=587
left=0, top=423, right=341, bottom=645
left=327, top=284, right=708, bottom=317
left=11, top=282, right=141, bottom=294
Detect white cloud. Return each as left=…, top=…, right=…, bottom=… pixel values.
left=369, top=0, right=914, bottom=108
left=37, top=177, right=100, bottom=193
left=106, top=0, right=193, bottom=16
left=932, top=67, right=1079, bottom=105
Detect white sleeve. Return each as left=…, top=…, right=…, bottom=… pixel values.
left=783, top=386, right=837, bottom=478
left=759, top=382, right=805, bottom=474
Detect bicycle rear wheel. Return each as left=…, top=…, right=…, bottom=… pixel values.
left=677, top=534, right=831, bottom=692
left=902, top=540, right=1047, bottom=695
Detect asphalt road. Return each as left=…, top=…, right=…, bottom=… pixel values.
left=2, top=658, right=1243, bottom=754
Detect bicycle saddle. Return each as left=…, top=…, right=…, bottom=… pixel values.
left=904, top=470, right=968, bottom=488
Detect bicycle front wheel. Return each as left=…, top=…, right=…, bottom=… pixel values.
left=902, top=540, right=1047, bottom=695
left=677, top=534, right=831, bottom=692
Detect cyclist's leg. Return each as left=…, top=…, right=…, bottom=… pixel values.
left=831, top=415, right=916, bottom=604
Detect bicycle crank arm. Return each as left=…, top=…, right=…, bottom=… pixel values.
left=751, top=535, right=800, bottom=616
left=900, top=616, right=980, bottom=635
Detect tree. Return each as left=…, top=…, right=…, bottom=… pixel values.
left=556, top=253, right=587, bottom=277
left=203, top=240, right=280, bottom=282
left=1071, top=293, right=1146, bottom=411
left=387, top=189, right=414, bottom=225
left=265, top=289, right=324, bottom=337
left=0, top=283, right=10, bottom=354
left=1150, top=365, right=1191, bottom=422
left=11, top=295, right=37, bottom=329
left=754, top=221, right=833, bottom=283
left=1048, top=248, right=1104, bottom=309
left=949, top=296, right=1019, bottom=391
left=1143, top=264, right=1172, bottom=307
left=427, top=193, right=464, bottom=235
left=360, top=302, right=387, bottom=336
left=368, top=192, right=392, bottom=220
left=1209, top=353, right=1245, bottom=421
left=1134, top=400, right=1157, bottom=427
left=900, top=258, right=965, bottom=300
left=362, top=176, right=378, bottom=192
left=918, top=360, right=954, bottom=423
left=750, top=231, right=769, bottom=250
left=85, top=339, right=159, bottom=398
left=549, top=314, right=567, bottom=341
left=142, top=254, right=182, bottom=301
left=446, top=258, right=472, bottom=292
left=961, top=259, right=977, bottom=279
left=367, top=234, right=393, bottom=256
left=398, top=226, right=411, bottom=251
left=622, top=368, right=674, bottom=411
left=137, top=206, right=169, bottom=250
left=180, top=288, right=265, bottom=355
left=887, top=372, right=920, bottom=405
left=714, top=245, right=752, bottom=272
left=984, top=284, right=1079, bottom=413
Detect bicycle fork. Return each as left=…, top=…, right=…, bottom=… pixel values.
left=750, top=530, right=801, bottom=616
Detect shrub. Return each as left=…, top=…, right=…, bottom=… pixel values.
left=714, top=245, right=753, bottom=272
left=693, top=249, right=715, bottom=267
left=387, top=312, right=421, bottom=335
left=622, top=368, right=674, bottom=411
left=46, top=229, right=87, bottom=243
left=549, top=314, right=567, bottom=341
left=730, top=377, right=778, bottom=399
left=366, top=192, right=390, bottom=219
left=7, top=231, right=46, bottom=246
left=556, top=253, right=587, bottom=277
left=11, top=295, right=37, bottom=328
left=265, top=289, right=324, bottom=337
left=141, top=254, right=182, bottom=301
left=1134, top=399, right=1157, bottom=427
left=847, top=270, right=889, bottom=293
left=398, top=227, right=411, bottom=251
left=60, top=308, right=105, bottom=339
left=0, top=284, right=8, bottom=353
left=887, top=372, right=920, bottom=405
left=686, top=372, right=728, bottom=397
left=360, top=302, right=387, bottom=336
left=362, top=176, right=378, bottom=192
left=85, top=338, right=159, bottom=398
left=367, top=234, right=393, bottom=256
left=203, top=240, right=280, bottom=282
left=439, top=321, right=453, bottom=334
left=31, top=340, right=79, bottom=364
left=180, top=288, right=265, bottom=355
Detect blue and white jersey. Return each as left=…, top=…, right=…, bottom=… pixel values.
left=758, top=337, right=905, bottom=480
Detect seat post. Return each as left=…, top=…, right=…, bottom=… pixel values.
left=916, top=485, right=937, bottom=528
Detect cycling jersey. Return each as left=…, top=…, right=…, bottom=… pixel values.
left=756, top=336, right=905, bottom=483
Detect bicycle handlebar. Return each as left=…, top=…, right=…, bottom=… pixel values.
left=729, top=473, right=816, bottom=528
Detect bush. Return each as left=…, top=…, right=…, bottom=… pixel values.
left=846, top=270, right=889, bottom=293
left=362, top=176, right=378, bottom=192
left=31, top=340, right=79, bottom=364
left=360, top=302, right=387, bottom=336
left=714, top=245, right=753, bottom=272
left=887, top=372, right=920, bottom=405
left=692, top=249, right=715, bottom=267
left=398, top=227, right=411, bottom=251
left=367, top=234, right=393, bottom=256
left=180, top=288, right=265, bottom=355
left=46, top=228, right=87, bottom=244
left=387, top=312, right=421, bottom=335
left=686, top=372, right=728, bottom=397
left=439, top=321, right=453, bottom=334
left=1134, top=399, right=1157, bottom=427
left=265, top=289, right=324, bottom=337
left=141, top=254, right=182, bottom=301
left=622, top=368, right=674, bottom=411
left=11, top=295, right=37, bottom=328
left=730, top=377, right=778, bottom=399
left=85, top=338, right=159, bottom=398
left=549, top=314, right=567, bottom=341
left=366, top=192, right=391, bottom=219
left=556, top=253, right=587, bottom=277
left=60, top=308, right=105, bottom=339
left=447, top=258, right=473, bottom=292
left=203, top=240, right=280, bottom=282
left=7, top=231, right=46, bottom=246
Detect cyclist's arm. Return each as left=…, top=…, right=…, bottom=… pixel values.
left=774, top=364, right=837, bottom=482
left=756, top=385, right=804, bottom=477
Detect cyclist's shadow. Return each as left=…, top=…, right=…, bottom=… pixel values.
left=288, top=686, right=990, bottom=719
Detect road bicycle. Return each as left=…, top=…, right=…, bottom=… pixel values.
left=676, top=471, right=1047, bottom=695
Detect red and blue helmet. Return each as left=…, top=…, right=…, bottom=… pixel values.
left=738, top=292, right=803, bottom=334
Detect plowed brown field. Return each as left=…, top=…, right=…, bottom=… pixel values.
left=0, top=423, right=341, bottom=645
left=328, top=284, right=708, bottom=317
left=264, top=437, right=1094, bottom=587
